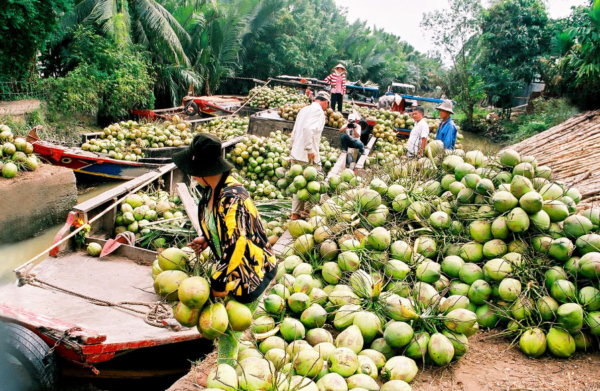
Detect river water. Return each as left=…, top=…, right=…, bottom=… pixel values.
left=0, top=182, right=120, bottom=286
left=460, top=130, right=503, bottom=154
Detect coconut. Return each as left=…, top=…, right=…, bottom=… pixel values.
left=529, top=210, right=551, bottom=232
left=500, top=149, right=520, bottom=167
left=440, top=256, right=464, bottom=278
left=444, top=309, right=478, bottom=335
left=575, top=234, right=600, bottom=255
left=280, top=317, right=306, bottom=342
left=557, top=303, right=584, bottom=333
left=459, top=263, right=483, bottom=285
left=507, top=208, right=530, bottom=233
left=359, top=189, right=382, bottom=212
left=328, top=347, right=359, bottom=377
left=543, top=200, right=569, bottom=222
left=469, top=220, right=492, bottom=244
left=490, top=217, right=509, bottom=240
left=415, top=236, right=437, bottom=258
left=440, top=295, right=470, bottom=313
left=316, top=373, right=348, bottom=391
left=207, top=364, right=238, bottom=391
left=384, top=294, right=417, bottom=321
left=226, top=300, right=252, bottom=331
left=346, top=374, right=379, bottom=391
left=264, top=294, right=286, bottom=315
left=381, top=356, right=418, bottom=382
left=475, top=304, right=498, bottom=328
left=154, top=270, right=188, bottom=301
left=87, top=242, right=102, bottom=257
left=574, top=332, right=595, bottom=351
left=370, top=338, right=394, bottom=360
left=563, top=215, right=593, bottom=239
left=352, top=311, right=381, bottom=344
left=367, top=227, right=391, bottom=250
left=429, top=211, right=451, bottom=229
left=239, top=348, right=263, bottom=362
left=314, top=342, right=336, bottom=361
left=350, top=270, right=374, bottom=298
left=321, top=262, right=342, bottom=284
left=546, top=327, right=576, bottom=358
left=519, top=328, right=547, bottom=358
left=468, top=280, right=492, bottom=305
left=383, top=321, right=414, bottom=349
left=537, top=296, right=559, bottom=321
left=498, top=278, right=521, bottom=301
left=238, top=358, right=275, bottom=391
left=413, top=282, right=440, bottom=306
left=392, top=193, right=411, bottom=213
left=579, top=286, right=600, bottom=311
left=265, top=349, right=289, bottom=370
left=333, top=304, right=361, bottom=330
left=309, top=288, right=328, bottom=306
left=259, top=336, right=287, bottom=354
left=355, top=355, right=378, bottom=380
left=513, top=162, right=535, bottom=179
left=579, top=252, right=600, bottom=278
left=288, top=292, right=311, bottom=313
left=586, top=312, right=600, bottom=336
left=549, top=237, right=575, bottom=261
left=359, top=350, right=386, bottom=370
left=551, top=280, right=577, bottom=303
left=293, top=348, right=323, bottom=378
left=198, top=302, right=228, bottom=340
left=415, top=260, right=441, bottom=283
left=301, top=304, right=328, bottom=329
left=384, top=259, right=410, bottom=280
left=287, top=340, right=312, bottom=357
left=158, top=247, right=189, bottom=271
left=178, top=276, right=210, bottom=309
left=329, top=290, right=360, bottom=307
left=492, top=191, right=519, bottom=213
left=173, top=302, right=201, bottom=328
left=483, top=258, right=512, bottom=281
left=293, top=274, right=314, bottom=294
left=338, top=251, right=361, bottom=272
left=456, top=188, right=476, bottom=204
left=442, top=330, right=469, bottom=357
left=380, top=380, right=412, bottom=391
left=306, top=328, right=333, bottom=347
left=510, top=175, right=534, bottom=199
left=427, top=333, right=454, bottom=366
left=565, top=257, right=582, bottom=277
left=335, top=325, right=364, bottom=354
left=449, top=282, right=470, bottom=297
left=252, top=316, right=275, bottom=334
left=449, top=181, right=466, bottom=196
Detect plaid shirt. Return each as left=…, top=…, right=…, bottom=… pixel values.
left=198, top=174, right=277, bottom=302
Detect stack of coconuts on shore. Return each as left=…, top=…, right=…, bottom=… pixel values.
left=151, top=139, right=599, bottom=391
left=0, top=124, right=39, bottom=179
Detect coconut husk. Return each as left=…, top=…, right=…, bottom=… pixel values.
left=503, top=110, right=600, bottom=210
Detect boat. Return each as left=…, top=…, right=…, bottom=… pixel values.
left=27, top=127, right=244, bottom=181
left=0, top=164, right=206, bottom=388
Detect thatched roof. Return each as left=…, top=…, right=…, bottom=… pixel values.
left=505, top=110, right=600, bottom=210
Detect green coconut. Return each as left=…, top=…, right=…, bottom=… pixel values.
left=507, top=208, right=530, bottom=233
left=207, top=364, right=238, bottom=391
left=563, top=215, right=593, bottom=239
left=316, top=373, right=348, bottom=391
left=442, top=330, right=469, bottom=357
left=338, top=251, right=361, bottom=272
left=551, top=280, right=577, bottom=303
left=383, top=321, right=414, bottom=349
left=459, top=242, right=484, bottom=263
left=459, top=263, right=484, bottom=285
left=154, top=270, right=188, bottom=301
left=537, top=296, right=559, bottom=321
left=540, top=183, right=565, bottom=200
left=441, top=256, right=465, bottom=278
left=475, top=304, right=498, bottom=328
left=370, top=338, right=395, bottom=360
left=293, top=348, right=323, bottom=378
left=353, top=311, right=382, bottom=344
left=252, top=316, right=275, bottom=334
left=259, top=336, right=287, bottom=354
left=428, top=333, right=454, bottom=366
left=493, top=191, right=519, bottom=213
left=491, top=216, right=510, bottom=239
left=178, top=276, right=210, bottom=309
left=543, top=200, right=569, bottom=222
left=335, top=325, right=364, bottom=354
left=198, top=302, right=228, bottom=340
left=510, top=175, right=534, bottom=199
left=530, top=210, right=551, bottom=232
left=306, top=328, right=333, bottom=347
left=328, top=347, right=359, bottom=378
left=546, top=327, right=576, bottom=358
left=444, top=309, right=478, bottom=335
left=301, top=304, right=328, bottom=329
left=280, top=317, right=306, bottom=342
left=359, top=350, right=387, bottom=370
left=381, top=356, right=418, bottom=382
left=288, top=292, right=311, bottom=313
left=498, top=278, right=521, bottom=301
left=585, top=312, right=600, bottom=336
left=513, top=162, right=535, bottom=179
left=575, top=234, right=600, bottom=255
left=333, top=304, right=361, bottom=330
left=483, top=258, right=512, bottom=281
left=519, top=328, right=547, bottom=358
left=468, top=280, right=492, bottom=305
left=500, top=149, right=521, bottom=167
left=557, top=303, right=584, bottom=333
left=579, top=286, right=600, bottom=311
left=579, top=252, right=600, bottom=278
left=226, top=300, right=252, bottom=331
left=548, top=237, right=575, bottom=261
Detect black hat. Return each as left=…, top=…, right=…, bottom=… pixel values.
left=172, top=133, right=234, bottom=177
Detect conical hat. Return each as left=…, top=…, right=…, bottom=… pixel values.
left=435, top=99, right=454, bottom=114
left=333, top=63, right=347, bottom=72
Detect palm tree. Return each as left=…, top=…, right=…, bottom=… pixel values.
left=61, top=0, right=200, bottom=105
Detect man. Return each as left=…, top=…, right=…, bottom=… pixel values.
left=406, top=106, right=429, bottom=158
left=435, top=100, right=458, bottom=150
left=339, top=113, right=365, bottom=168
left=289, top=92, right=329, bottom=220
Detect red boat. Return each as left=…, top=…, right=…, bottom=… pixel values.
left=27, top=128, right=164, bottom=181
left=0, top=164, right=205, bottom=389
left=131, top=95, right=243, bottom=120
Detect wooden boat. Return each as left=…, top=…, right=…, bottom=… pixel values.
left=0, top=164, right=206, bottom=387
left=28, top=127, right=243, bottom=181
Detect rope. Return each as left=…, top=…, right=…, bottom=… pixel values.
left=20, top=273, right=177, bottom=330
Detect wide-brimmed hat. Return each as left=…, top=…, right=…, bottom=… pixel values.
left=172, top=133, right=233, bottom=177
left=435, top=99, right=454, bottom=114
left=315, top=91, right=331, bottom=103
left=333, top=63, right=347, bottom=72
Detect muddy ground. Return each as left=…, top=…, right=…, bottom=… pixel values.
left=166, top=330, right=600, bottom=391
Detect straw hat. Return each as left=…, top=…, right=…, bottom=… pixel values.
left=435, top=99, right=454, bottom=114
left=333, top=63, right=347, bottom=72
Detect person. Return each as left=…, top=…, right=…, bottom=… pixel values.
left=406, top=106, right=429, bottom=158
left=305, top=86, right=314, bottom=101
left=172, top=133, right=278, bottom=384
left=289, top=92, right=330, bottom=220
left=324, top=64, right=346, bottom=112
left=358, top=115, right=371, bottom=145
left=390, top=94, right=405, bottom=113
left=435, top=100, right=458, bottom=150
left=378, top=94, right=394, bottom=110
left=339, top=113, right=365, bottom=168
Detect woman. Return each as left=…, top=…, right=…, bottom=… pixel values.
left=324, top=63, right=347, bottom=112
left=173, top=134, right=278, bottom=383
left=173, top=133, right=277, bottom=303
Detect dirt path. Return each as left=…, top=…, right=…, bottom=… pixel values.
left=167, top=331, right=600, bottom=391
left=0, top=99, right=42, bottom=116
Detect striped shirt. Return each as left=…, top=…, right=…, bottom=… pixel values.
left=325, top=72, right=346, bottom=95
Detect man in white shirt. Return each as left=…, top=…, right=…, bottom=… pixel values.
left=339, top=113, right=365, bottom=167
left=406, top=106, right=429, bottom=158
left=289, top=92, right=329, bottom=220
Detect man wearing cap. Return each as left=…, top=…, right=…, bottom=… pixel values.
left=435, top=100, right=458, bottom=150
left=339, top=113, right=365, bottom=168
left=288, top=92, right=329, bottom=220
left=406, top=106, right=430, bottom=158
left=324, top=64, right=347, bottom=112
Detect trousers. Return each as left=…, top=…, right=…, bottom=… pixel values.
left=331, top=93, right=343, bottom=112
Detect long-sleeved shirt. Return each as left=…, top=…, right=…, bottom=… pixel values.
left=435, top=117, right=458, bottom=150
left=198, top=174, right=277, bottom=303
left=324, top=72, right=346, bottom=95
left=289, top=102, right=326, bottom=163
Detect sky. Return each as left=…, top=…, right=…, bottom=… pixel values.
left=334, top=0, right=589, bottom=55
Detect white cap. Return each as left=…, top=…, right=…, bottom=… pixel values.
left=348, top=114, right=356, bottom=122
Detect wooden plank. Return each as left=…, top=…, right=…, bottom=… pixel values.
left=355, top=136, right=377, bottom=170
left=74, top=164, right=176, bottom=214
left=326, top=151, right=349, bottom=181
left=272, top=230, right=293, bottom=257
left=176, top=183, right=200, bottom=235
left=87, top=238, right=157, bottom=264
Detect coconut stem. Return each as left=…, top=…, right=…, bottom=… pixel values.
left=217, top=295, right=263, bottom=366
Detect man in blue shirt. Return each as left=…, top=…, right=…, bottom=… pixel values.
left=435, top=100, right=457, bottom=150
